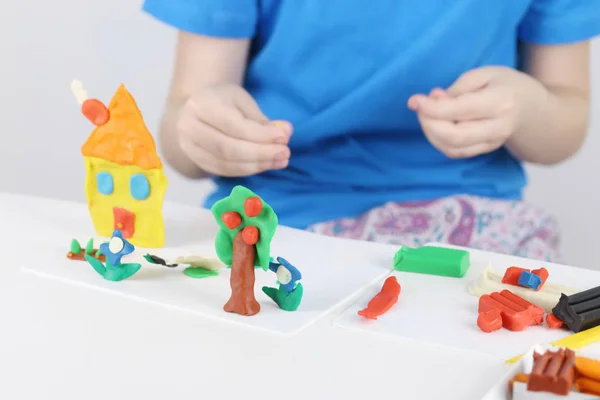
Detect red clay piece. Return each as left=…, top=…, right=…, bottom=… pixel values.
left=477, top=308, right=503, bottom=332
left=81, top=98, right=110, bottom=126
left=527, top=348, right=576, bottom=395
left=241, top=226, right=259, bottom=246
left=502, top=266, right=528, bottom=286
left=244, top=196, right=263, bottom=217
left=358, top=276, right=401, bottom=320
left=531, top=267, right=549, bottom=291
left=546, top=313, right=564, bottom=329
left=222, top=211, right=242, bottom=229
left=478, top=290, right=544, bottom=331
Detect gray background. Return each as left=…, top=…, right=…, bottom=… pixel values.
left=1, top=0, right=598, bottom=268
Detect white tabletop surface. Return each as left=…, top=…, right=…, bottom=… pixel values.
left=3, top=192, right=596, bottom=400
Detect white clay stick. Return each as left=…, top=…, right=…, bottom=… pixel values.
left=71, top=80, right=89, bottom=105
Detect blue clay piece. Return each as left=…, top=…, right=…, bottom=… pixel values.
left=96, top=172, right=114, bottom=195
left=268, top=257, right=302, bottom=293
left=518, top=270, right=542, bottom=290
left=130, top=173, right=150, bottom=200
left=99, top=229, right=135, bottom=266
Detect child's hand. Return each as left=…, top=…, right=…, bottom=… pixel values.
left=407, top=66, right=541, bottom=159
left=176, top=84, right=292, bottom=177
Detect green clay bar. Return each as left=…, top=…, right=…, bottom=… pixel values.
left=393, top=246, right=470, bottom=278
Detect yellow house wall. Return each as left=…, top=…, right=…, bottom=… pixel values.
left=84, top=157, right=167, bottom=248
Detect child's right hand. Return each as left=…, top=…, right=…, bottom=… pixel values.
left=176, top=84, right=292, bottom=177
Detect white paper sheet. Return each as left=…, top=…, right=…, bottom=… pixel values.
left=334, top=248, right=600, bottom=359
left=19, top=198, right=395, bottom=335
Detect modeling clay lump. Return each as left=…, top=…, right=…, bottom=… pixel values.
left=574, top=356, right=600, bottom=396
left=67, top=238, right=105, bottom=262
left=553, top=285, right=600, bottom=333
left=477, top=290, right=544, bottom=332
left=85, top=229, right=142, bottom=282
left=527, top=348, right=575, bottom=396
left=143, top=254, right=224, bottom=279
left=73, top=80, right=168, bottom=248
left=393, top=246, right=470, bottom=278
left=358, top=276, right=401, bottom=320
left=502, top=266, right=549, bottom=291
left=262, top=257, right=303, bottom=312
left=211, top=186, right=278, bottom=316
left=469, top=265, right=580, bottom=313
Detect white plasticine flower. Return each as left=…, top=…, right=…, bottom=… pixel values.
left=108, top=237, right=125, bottom=254
left=276, top=266, right=292, bottom=285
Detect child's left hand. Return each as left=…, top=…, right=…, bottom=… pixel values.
left=407, top=66, right=543, bottom=159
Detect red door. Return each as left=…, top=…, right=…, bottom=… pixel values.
left=113, top=207, right=135, bottom=238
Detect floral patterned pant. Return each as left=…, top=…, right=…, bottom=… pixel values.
left=306, top=196, right=561, bottom=263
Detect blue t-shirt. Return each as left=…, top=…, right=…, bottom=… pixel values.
left=143, top=0, right=600, bottom=229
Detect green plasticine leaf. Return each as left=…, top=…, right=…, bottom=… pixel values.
left=85, top=254, right=107, bottom=276
left=183, top=267, right=219, bottom=279
left=85, top=238, right=94, bottom=255
left=211, top=185, right=278, bottom=271
left=70, top=239, right=82, bottom=254
left=95, top=248, right=103, bottom=257
left=262, top=283, right=303, bottom=312
left=104, top=263, right=142, bottom=282
left=143, top=254, right=158, bottom=264
left=262, top=286, right=279, bottom=302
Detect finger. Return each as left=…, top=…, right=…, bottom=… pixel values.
left=179, top=135, right=288, bottom=177
left=408, top=89, right=450, bottom=112
left=189, top=96, right=290, bottom=145
left=415, top=91, right=496, bottom=121
left=419, top=115, right=505, bottom=156
left=422, top=116, right=503, bottom=148
left=268, top=120, right=294, bottom=136
left=417, top=113, right=460, bottom=151
left=186, top=120, right=291, bottom=163
left=440, top=142, right=499, bottom=159
left=231, top=87, right=295, bottom=137
left=429, top=87, right=449, bottom=98
left=446, top=68, right=492, bottom=97
left=231, top=86, right=270, bottom=123
left=453, top=119, right=508, bottom=145
left=407, top=94, right=426, bottom=111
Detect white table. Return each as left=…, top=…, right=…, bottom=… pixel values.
left=2, top=192, right=594, bottom=400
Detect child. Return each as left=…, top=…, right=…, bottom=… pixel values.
left=142, top=1, right=600, bottom=262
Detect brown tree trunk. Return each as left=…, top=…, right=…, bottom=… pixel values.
left=223, top=231, right=260, bottom=316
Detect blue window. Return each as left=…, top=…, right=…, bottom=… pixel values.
left=96, top=172, right=114, bottom=195
left=130, top=174, right=150, bottom=200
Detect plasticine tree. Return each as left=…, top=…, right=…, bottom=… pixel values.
left=211, top=186, right=278, bottom=316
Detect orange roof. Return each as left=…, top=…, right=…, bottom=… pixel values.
left=81, top=84, right=163, bottom=169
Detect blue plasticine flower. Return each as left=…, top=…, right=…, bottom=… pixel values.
left=99, top=229, right=135, bottom=267
left=268, top=256, right=302, bottom=293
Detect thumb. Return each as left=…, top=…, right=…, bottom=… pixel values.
left=446, top=67, right=492, bottom=96
left=232, top=86, right=269, bottom=122
left=232, top=87, right=293, bottom=136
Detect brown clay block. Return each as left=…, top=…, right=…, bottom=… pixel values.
left=574, top=377, right=600, bottom=396
left=527, top=348, right=576, bottom=395
left=502, top=266, right=528, bottom=285
left=67, top=250, right=106, bottom=263
left=478, top=290, right=543, bottom=331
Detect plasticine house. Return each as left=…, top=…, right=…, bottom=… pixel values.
left=81, top=84, right=167, bottom=248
